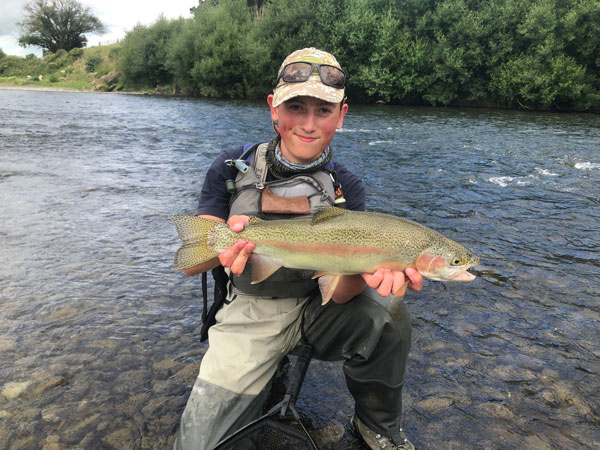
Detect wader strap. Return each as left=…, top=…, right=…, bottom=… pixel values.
left=253, top=143, right=269, bottom=185
left=202, top=272, right=208, bottom=324
left=300, top=298, right=328, bottom=346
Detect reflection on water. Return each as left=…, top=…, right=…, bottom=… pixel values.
left=0, top=89, right=599, bottom=449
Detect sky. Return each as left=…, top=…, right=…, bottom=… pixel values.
left=0, top=0, right=195, bottom=57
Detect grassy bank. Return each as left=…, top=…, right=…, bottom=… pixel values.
left=0, top=44, right=154, bottom=94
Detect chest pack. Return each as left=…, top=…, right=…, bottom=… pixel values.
left=227, top=142, right=344, bottom=219
left=200, top=143, right=346, bottom=341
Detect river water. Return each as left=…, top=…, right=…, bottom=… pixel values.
left=0, top=89, right=598, bottom=450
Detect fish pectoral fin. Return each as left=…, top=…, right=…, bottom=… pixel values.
left=312, top=271, right=327, bottom=279
left=249, top=255, right=282, bottom=284
left=318, top=274, right=342, bottom=305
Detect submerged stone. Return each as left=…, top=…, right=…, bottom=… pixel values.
left=2, top=381, right=32, bottom=400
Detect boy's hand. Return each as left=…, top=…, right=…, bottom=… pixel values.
left=362, top=267, right=423, bottom=298
left=218, top=215, right=255, bottom=274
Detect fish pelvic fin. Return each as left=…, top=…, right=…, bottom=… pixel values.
left=318, top=274, right=342, bottom=305
left=249, top=255, right=282, bottom=284
left=391, top=280, right=410, bottom=300
left=169, top=215, right=223, bottom=270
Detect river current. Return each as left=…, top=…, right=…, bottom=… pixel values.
left=0, top=89, right=598, bottom=449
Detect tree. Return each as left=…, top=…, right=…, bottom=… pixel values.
left=18, top=0, right=105, bottom=53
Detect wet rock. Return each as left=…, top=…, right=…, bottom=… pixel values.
left=77, top=432, right=97, bottom=448
left=122, top=392, right=152, bottom=416
left=2, top=381, right=32, bottom=400
left=69, top=374, right=90, bottom=396
left=42, top=434, right=61, bottom=450
left=477, top=401, right=514, bottom=420
left=538, top=388, right=561, bottom=407
left=45, top=307, right=80, bottom=321
left=9, top=435, right=38, bottom=450
left=153, top=359, right=179, bottom=379
left=0, top=424, right=9, bottom=445
left=170, top=360, right=201, bottom=384
left=317, top=419, right=345, bottom=444
left=42, top=405, right=65, bottom=423
left=523, top=434, right=552, bottom=449
left=103, top=426, right=138, bottom=449
left=417, top=396, right=455, bottom=413
left=0, top=338, right=16, bottom=352
left=114, top=369, right=151, bottom=393
left=62, top=413, right=101, bottom=443
left=151, top=379, right=172, bottom=395
left=24, top=376, right=68, bottom=401
left=141, top=396, right=181, bottom=418
left=88, top=338, right=124, bottom=351
left=491, top=365, right=536, bottom=383
left=93, top=71, right=121, bottom=92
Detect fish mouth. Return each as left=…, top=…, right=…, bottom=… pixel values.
left=449, top=266, right=477, bottom=281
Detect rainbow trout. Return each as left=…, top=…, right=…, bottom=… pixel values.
left=170, top=207, right=480, bottom=303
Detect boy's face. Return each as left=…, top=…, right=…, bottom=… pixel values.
left=267, top=95, right=348, bottom=164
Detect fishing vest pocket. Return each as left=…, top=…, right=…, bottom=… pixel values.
left=229, top=174, right=335, bottom=219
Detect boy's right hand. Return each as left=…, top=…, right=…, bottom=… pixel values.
left=218, top=215, right=255, bottom=275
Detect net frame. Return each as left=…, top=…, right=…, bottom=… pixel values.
left=213, top=344, right=318, bottom=450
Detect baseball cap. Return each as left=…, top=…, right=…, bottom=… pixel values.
left=271, top=48, right=346, bottom=107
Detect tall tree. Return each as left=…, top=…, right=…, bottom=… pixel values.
left=18, top=0, right=105, bottom=53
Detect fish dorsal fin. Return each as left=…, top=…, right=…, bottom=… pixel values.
left=312, top=207, right=350, bottom=225
left=248, top=217, right=263, bottom=225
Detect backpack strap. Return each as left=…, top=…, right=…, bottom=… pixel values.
left=200, top=266, right=229, bottom=342
left=252, top=143, right=270, bottom=185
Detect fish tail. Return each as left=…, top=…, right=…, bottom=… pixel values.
left=169, top=215, right=224, bottom=270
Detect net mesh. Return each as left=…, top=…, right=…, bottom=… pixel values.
left=214, top=417, right=317, bottom=450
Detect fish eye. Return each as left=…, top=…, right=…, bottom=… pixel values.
left=451, top=257, right=463, bottom=266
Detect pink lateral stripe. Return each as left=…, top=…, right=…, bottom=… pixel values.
left=263, top=240, right=389, bottom=257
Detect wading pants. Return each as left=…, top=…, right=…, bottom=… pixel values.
left=174, top=286, right=412, bottom=450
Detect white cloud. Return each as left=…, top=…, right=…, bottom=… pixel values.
left=0, top=0, right=195, bottom=56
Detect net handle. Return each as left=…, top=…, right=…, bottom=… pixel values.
left=280, top=343, right=313, bottom=417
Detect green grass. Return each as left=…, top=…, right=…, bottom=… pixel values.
left=0, top=44, right=137, bottom=92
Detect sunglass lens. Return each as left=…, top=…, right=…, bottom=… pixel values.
left=283, top=62, right=313, bottom=82
left=320, top=66, right=345, bottom=88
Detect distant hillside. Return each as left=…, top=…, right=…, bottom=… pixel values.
left=0, top=44, right=145, bottom=93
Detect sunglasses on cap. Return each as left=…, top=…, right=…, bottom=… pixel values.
left=276, top=62, right=346, bottom=89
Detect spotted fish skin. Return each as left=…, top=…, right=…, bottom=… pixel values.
left=169, top=207, right=480, bottom=287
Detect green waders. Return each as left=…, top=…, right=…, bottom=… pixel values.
left=174, top=286, right=412, bottom=450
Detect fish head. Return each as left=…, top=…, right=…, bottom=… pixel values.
left=415, top=242, right=480, bottom=282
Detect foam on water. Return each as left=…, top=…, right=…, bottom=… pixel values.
left=574, top=161, right=600, bottom=170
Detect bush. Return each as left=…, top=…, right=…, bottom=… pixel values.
left=69, top=48, right=84, bottom=58
left=118, top=16, right=184, bottom=87
left=108, top=47, right=120, bottom=61
left=85, top=53, right=103, bottom=72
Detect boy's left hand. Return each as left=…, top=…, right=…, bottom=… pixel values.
left=362, top=267, right=423, bottom=298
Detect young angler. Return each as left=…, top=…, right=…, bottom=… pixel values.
left=174, top=48, right=423, bottom=450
